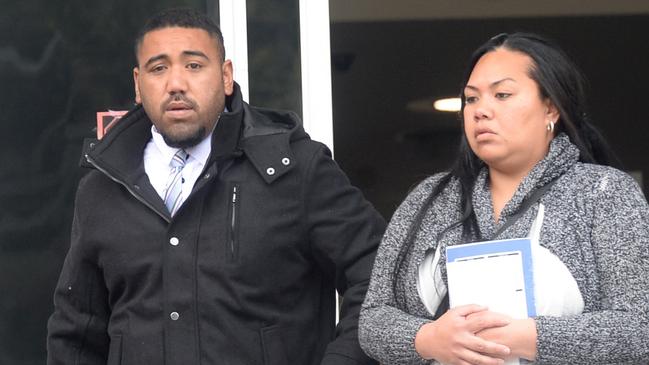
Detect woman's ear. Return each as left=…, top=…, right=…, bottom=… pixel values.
left=545, top=99, right=560, bottom=124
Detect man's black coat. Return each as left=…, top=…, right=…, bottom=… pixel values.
left=47, top=84, right=386, bottom=364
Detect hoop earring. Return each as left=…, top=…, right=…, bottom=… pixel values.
left=547, top=121, right=555, bottom=133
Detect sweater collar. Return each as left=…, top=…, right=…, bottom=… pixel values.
left=472, top=133, right=580, bottom=236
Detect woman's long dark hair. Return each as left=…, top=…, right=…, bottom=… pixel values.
left=392, top=32, right=619, bottom=307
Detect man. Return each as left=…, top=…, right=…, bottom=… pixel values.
left=47, top=8, right=385, bottom=365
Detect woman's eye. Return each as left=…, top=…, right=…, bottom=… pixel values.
left=495, top=92, right=512, bottom=100
left=465, top=96, right=478, bottom=104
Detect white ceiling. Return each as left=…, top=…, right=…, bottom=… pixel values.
left=329, top=0, right=649, bottom=22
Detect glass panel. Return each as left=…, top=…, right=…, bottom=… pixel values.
left=246, top=0, right=302, bottom=116
left=0, top=1, right=210, bottom=363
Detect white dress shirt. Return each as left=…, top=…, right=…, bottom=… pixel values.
left=143, top=126, right=212, bottom=209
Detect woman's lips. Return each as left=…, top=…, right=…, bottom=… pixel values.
left=475, top=128, right=496, bottom=141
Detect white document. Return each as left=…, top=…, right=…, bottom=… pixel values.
left=446, top=238, right=536, bottom=365
left=447, top=249, right=529, bottom=318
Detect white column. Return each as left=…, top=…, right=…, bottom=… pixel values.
left=299, top=0, right=338, bottom=322
left=299, top=0, right=334, bottom=153
left=219, top=0, right=250, bottom=101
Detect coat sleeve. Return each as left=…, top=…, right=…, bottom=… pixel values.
left=302, top=144, right=386, bottom=365
left=535, top=171, right=649, bottom=364
left=358, top=177, right=441, bottom=364
left=47, top=178, right=111, bottom=365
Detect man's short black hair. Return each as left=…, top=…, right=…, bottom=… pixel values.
left=134, top=7, right=225, bottom=65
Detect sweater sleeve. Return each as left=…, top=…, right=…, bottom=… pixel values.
left=535, top=170, right=649, bottom=364
left=303, top=144, right=387, bottom=365
left=359, top=176, right=444, bottom=364
left=47, top=177, right=111, bottom=365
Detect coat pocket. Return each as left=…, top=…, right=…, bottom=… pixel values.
left=106, top=334, right=122, bottom=365
left=227, top=183, right=241, bottom=261
left=260, top=325, right=289, bottom=365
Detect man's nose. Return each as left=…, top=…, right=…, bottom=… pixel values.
left=166, top=66, right=188, bottom=93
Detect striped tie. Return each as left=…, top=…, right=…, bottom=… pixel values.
left=163, top=149, right=188, bottom=216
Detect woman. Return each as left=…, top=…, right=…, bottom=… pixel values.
left=359, top=33, right=649, bottom=365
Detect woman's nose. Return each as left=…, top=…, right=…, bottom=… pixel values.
left=472, top=100, right=493, bottom=121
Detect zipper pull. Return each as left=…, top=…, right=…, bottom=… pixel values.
left=230, top=185, right=239, bottom=259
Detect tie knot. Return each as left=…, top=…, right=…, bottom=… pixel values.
left=171, top=149, right=188, bottom=168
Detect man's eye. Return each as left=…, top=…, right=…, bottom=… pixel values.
left=151, top=65, right=166, bottom=73
left=495, top=92, right=512, bottom=100
left=187, top=63, right=202, bottom=70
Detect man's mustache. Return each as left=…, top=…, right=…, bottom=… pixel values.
left=162, top=94, right=197, bottom=111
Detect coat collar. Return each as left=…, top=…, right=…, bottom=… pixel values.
left=219, top=83, right=307, bottom=183
left=238, top=104, right=305, bottom=184
left=85, top=82, right=307, bottom=185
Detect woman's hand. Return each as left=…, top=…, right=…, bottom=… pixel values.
left=473, top=316, right=537, bottom=361
left=415, top=304, right=511, bottom=365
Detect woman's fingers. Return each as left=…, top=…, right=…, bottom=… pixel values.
left=465, top=310, right=511, bottom=333
left=415, top=306, right=512, bottom=364
left=446, top=335, right=509, bottom=365
left=453, top=304, right=489, bottom=317
left=466, top=334, right=511, bottom=358
left=457, top=349, right=507, bottom=365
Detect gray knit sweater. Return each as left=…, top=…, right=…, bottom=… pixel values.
left=359, top=134, right=649, bottom=364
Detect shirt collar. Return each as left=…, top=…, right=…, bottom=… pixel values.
left=150, top=125, right=212, bottom=167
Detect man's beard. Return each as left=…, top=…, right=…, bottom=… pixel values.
left=157, top=93, right=206, bottom=148
left=161, top=126, right=206, bottom=149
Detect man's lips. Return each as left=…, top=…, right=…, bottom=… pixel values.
left=165, top=102, right=193, bottom=111
left=165, top=108, right=194, bottom=119
left=164, top=102, right=195, bottom=118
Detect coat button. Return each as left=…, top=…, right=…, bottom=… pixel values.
left=266, top=167, right=275, bottom=176
left=170, top=312, right=180, bottom=321
left=169, top=237, right=179, bottom=246
left=203, top=173, right=211, bottom=179
left=281, top=157, right=290, bottom=166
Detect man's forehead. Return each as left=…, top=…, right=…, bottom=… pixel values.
left=141, top=26, right=213, bottom=45
left=137, top=27, right=220, bottom=60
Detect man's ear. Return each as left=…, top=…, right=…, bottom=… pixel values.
left=222, top=60, right=234, bottom=96
left=133, top=67, right=142, bottom=104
